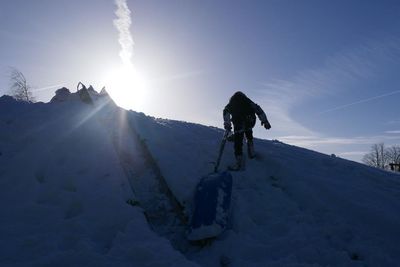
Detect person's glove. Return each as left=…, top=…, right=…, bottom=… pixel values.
left=261, top=121, right=271, bottom=130
left=226, top=132, right=235, bottom=142
left=224, top=122, right=232, bottom=131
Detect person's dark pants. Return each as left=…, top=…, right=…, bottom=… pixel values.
left=233, top=116, right=256, bottom=156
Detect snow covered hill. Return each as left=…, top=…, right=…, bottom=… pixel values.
left=1, top=89, right=399, bottom=267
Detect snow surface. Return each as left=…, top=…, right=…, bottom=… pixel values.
left=1, top=91, right=400, bottom=266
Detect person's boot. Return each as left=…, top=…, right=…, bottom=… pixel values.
left=247, top=139, right=255, bottom=159
left=228, top=155, right=245, bottom=171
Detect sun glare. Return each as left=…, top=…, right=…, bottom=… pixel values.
left=104, top=64, right=148, bottom=111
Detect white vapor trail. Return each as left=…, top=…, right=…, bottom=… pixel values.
left=320, top=89, right=400, bottom=114
left=32, top=84, right=66, bottom=92
left=113, top=0, right=134, bottom=66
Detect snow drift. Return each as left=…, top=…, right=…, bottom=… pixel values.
left=0, top=89, right=399, bottom=267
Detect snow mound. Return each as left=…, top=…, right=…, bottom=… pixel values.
left=0, top=93, right=197, bottom=267
left=50, top=87, right=73, bottom=102
left=1, top=91, right=400, bottom=266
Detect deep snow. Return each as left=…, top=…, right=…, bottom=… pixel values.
left=0, top=89, right=399, bottom=267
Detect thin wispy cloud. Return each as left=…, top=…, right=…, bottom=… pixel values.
left=256, top=46, right=376, bottom=135
left=278, top=134, right=400, bottom=149
left=279, top=135, right=373, bottom=147
left=254, top=36, right=400, bottom=146
left=154, top=70, right=206, bottom=84
left=276, top=133, right=400, bottom=162
left=385, top=130, right=400, bottom=134
left=260, top=36, right=400, bottom=106
left=113, top=0, right=134, bottom=66
left=337, top=151, right=368, bottom=157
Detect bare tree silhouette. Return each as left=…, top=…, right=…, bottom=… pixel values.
left=362, top=143, right=389, bottom=169
left=9, top=67, right=35, bottom=102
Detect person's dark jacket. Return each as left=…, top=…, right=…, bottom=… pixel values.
left=223, top=92, right=270, bottom=130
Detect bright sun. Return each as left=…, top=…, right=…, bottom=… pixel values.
left=104, top=64, right=148, bottom=111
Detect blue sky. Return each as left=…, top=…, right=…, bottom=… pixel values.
left=1, top=0, right=400, bottom=162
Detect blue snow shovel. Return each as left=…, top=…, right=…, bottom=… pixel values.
left=187, top=130, right=233, bottom=241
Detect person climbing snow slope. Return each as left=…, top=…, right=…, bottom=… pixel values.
left=223, top=91, right=271, bottom=171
